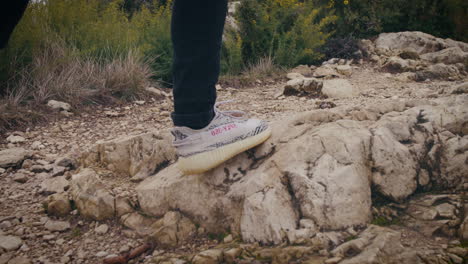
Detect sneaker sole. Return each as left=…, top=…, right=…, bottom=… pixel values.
left=177, top=127, right=272, bottom=175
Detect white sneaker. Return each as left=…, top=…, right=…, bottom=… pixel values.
left=171, top=101, right=271, bottom=174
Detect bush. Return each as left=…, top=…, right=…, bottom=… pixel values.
left=236, top=0, right=337, bottom=67
left=320, top=0, right=468, bottom=42
left=6, top=40, right=152, bottom=107
left=131, top=1, right=173, bottom=83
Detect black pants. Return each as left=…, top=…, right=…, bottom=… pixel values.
left=171, top=0, right=228, bottom=129
left=0, top=0, right=30, bottom=49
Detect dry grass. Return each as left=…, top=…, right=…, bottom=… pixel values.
left=220, top=56, right=285, bottom=87
left=0, top=41, right=154, bottom=134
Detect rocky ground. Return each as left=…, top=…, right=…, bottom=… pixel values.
left=0, top=31, right=467, bottom=264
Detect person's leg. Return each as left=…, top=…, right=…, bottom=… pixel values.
left=0, top=0, right=30, bottom=49
left=171, top=0, right=228, bottom=129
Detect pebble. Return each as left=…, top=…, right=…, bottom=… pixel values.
left=44, top=220, right=70, bottom=232
left=13, top=173, right=28, bottom=183
left=95, top=251, right=108, bottom=257
left=223, top=234, right=233, bottom=243
left=95, top=224, right=109, bottom=235
left=0, top=235, right=23, bottom=251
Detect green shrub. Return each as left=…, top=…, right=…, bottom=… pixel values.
left=236, top=0, right=337, bottom=67
left=320, top=0, right=468, bottom=42
left=221, top=30, right=244, bottom=75
left=132, top=1, right=173, bottom=83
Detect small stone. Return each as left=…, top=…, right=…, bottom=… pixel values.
left=95, top=224, right=109, bottom=235
left=6, top=136, right=26, bottom=144
left=192, top=249, right=223, bottom=264
left=0, top=235, right=23, bottom=251
left=31, top=141, right=44, bottom=150
left=0, top=221, right=12, bottom=229
left=119, top=245, right=130, bottom=253
left=436, top=203, right=456, bottom=218
left=104, top=111, right=123, bottom=117
left=448, top=253, right=463, bottom=264
left=13, top=173, right=28, bottom=183
left=44, top=220, right=70, bottom=232
left=54, top=157, right=76, bottom=169
left=46, top=193, right=71, bottom=217
left=224, top=248, right=242, bottom=263
left=0, top=253, right=13, bottom=264
left=43, top=234, right=55, bottom=241
left=134, top=101, right=145, bottom=105
left=47, top=100, right=71, bottom=111
left=223, top=234, right=233, bottom=243
left=447, top=247, right=467, bottom=258
left=325, top=257, right=342, bottom=264
left=51, top=166, right=66, bottom=177
left=39, top=176, right=69, bottom=194
left=95, top=251, right=108, bottom=258
left=286, top=72, right=305, bottom=80
left=6, top=256, right=31, bottom=264
left=60, top=256, right=70, bottom=264
left=30, top=165, right=47, bottom=173
left=336, top=65, right=352, bottom=76
left=215, top=84, right=222, bottom=90
left=0, top=148, right=31, bottom=168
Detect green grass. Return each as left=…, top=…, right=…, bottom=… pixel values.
left=371, top=216, right=402, bottom=227
left=344, top=235, right=358, bottom=242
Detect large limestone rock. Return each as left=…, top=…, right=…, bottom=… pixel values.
left=148, top=211, right=196, bottom=247
left=81, top=130, right=175, bottom=181
left=69, top=168, right=115, bottom=220
left=421, top=47, right=468, bottom=65
left=322, top=79, right=358, bottom=98
left=0, top=148, right=31, bottom=168
left=135, top=94, right=467, bottom=244
left=374, top=31, right=468, bottom=56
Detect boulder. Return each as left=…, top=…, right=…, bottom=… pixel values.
left=0, top=148, right=31, bottom=168
left=81, top=130, right=175, bottom=179
left=70, top=168, right=115, bottom=220
left=322, top=79, right=358, bottom=98
left=137, top=118, right=373, bottom=244
left=132, top=95, right=466, bottom=244
left=374, top=31, right=468, bottom=56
